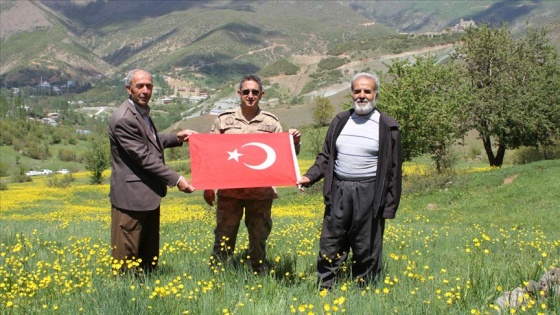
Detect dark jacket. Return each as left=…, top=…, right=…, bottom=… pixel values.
left=108, top=100, right=183, bottom=211
left=303, top=109, right=402, bottom=219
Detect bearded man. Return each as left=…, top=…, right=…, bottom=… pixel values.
left=297, top=72, right=402, bottom=291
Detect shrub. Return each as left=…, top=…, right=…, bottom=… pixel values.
left=307, top=127, right=327, bottom=156
left=67, top=136, right=78, bottom=145
left=167, top=146, right=190, bottom=161
left=301, top=69, right=343, bottom=94
left=402, top=166, right=460, bottom=196
left=50, top=133, right=62, bottom=145
left=172, top=162, right=191, bottom=175
left=11, top=166, right=32, bottom=183
left=0, top=180, right=7, bottom=190
left=431, top=144, right=460, bottom=174
left=512, top=144, right=560, bottom=165
left=468, top=145, right=483, bottom=161
left=0, top=129, right=13, bottom=145
left=59, top=148, right=78, bottom=162
left=21, top=142, right=52, bottom=160
left=258, top=59, right=300, bottom=77
left=0, top=162, right=8, bottom=177
left=289, top=95, right=303, bottom=105
left=312, top=97, right=334, bottom=127
left=46, top=173, right=75, bottom=188
left=84, top=136, right=110, bottom=184
left=318, top=57, right=348, bottom=70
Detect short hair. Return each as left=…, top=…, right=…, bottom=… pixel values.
left=124, top=69, right=152, bottom=87
left=239, top=74, right=263, bottom=91
left=351, top=72, right=380, bottom=93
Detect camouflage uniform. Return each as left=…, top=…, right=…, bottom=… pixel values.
left=210, top=107, right=282, bottom=272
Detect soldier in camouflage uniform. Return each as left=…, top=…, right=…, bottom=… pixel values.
left=204, top=74, right=301, bottom=274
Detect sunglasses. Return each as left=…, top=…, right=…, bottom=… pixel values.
left=241, top=89, right=261, bottom=96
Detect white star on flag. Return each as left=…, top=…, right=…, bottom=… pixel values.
left=227, top=149, right=243, bottom=162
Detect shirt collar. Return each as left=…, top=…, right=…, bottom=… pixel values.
left=129, top=99, right=151, bottom=117
left=351, top=107, right=376, bottom=119
left=234, top=106, right=262, bottom=122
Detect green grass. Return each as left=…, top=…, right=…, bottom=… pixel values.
left=0, top=140, right=89, bottom=175
left=0, top=159, right=559, bottom=314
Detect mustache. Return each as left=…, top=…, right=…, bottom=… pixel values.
left=355, top=97, right=373, bottom=102
left=353, top=99, right=375, bottom=115
left=354, top=99, right=374, bottom=104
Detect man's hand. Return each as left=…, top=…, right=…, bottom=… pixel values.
left=177, top=129, right=198, bottom=142
left=289, top=128, right=301, bottom=145
left=296, top=176, right=311, bottom=192
left=203, top=190, right=215, bottom=206
left=177, top=176, right=195, bottom=193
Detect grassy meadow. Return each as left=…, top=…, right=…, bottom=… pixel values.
left=1, top=160, right=559, bottom=314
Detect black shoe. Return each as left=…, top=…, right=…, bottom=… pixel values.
left=319, top=286, right=332, bottom=292
left=252, top=261, right=270, bottom=276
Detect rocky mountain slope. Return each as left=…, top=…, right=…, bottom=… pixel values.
left=1, top=0, right=558, bottom=89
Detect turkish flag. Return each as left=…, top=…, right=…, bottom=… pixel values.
left=189, top=132, right=300, bottom=189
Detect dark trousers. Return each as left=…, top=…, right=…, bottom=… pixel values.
left=317, top=177, right=385, bottom=289
left=212, top=196, right=273, bottom=271
left=111, top=205, right=160, bottom=273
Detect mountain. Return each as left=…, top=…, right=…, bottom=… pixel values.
left=1, top=0, right=559, bottom=89
left=346, top=0, right=560, bottom=33
left=0, top=0, right=392, bottom=87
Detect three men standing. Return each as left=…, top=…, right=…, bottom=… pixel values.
left=108, top=69, right=401, bottom=289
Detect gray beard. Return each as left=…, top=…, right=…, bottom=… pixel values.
left=353, top=100, right=375, bottom=115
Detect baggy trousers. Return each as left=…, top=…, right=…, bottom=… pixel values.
left=212, top=196, right=273, bottom=271
left=317, top=177, right=385, bottom=289
left=111, top=206, right=160, bottom=273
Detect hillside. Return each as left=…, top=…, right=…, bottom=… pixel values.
left=0, top=0, right=393, bottom=86
left=348, top=0, right=560, bottom=33
left=170, top=98, right=347, bottom=134
left=169, top=42, right=454, bottom=133
left=1, top=0, right=559, bottom=90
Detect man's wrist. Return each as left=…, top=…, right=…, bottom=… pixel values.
left=173, top=175, right=182, bottom=187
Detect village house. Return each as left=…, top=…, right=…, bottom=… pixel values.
left=453, top=18, right=476, bottom=32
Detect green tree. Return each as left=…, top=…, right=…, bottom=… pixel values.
left=312, top=96, right=334, bottom=127
left=340, top=93, right=353, bottom=111
left=0, top=162, right=8, bottom=177
left=457, top=24, right=560, bottom=167
left=84, top=136, right=110, bottom=184
left=11, top=94, right=26, bottom=120
left=382, top=56, right=470, bottom=172
left=308, top=127, right=327, bottom=156
left=0, top=94, right=8, bottom=118
left=517, top=27, right=560, bottom=157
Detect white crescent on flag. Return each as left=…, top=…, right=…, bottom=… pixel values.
left=227, top=142, right=277, bottom=170
left=242, top=142, right=276, bottom=170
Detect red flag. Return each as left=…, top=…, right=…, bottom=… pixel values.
left=189, top=132, right=300, bottom=189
